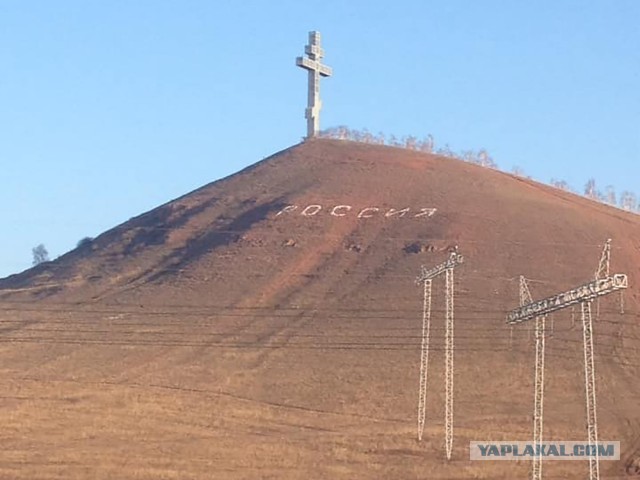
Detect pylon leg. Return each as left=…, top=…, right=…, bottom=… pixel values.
left=582, top=301, right=600, bottom=480
left=417, top=279, right=432, bottom=441
left=445, top=268, right=454, bottom=460
left=532, top=315, right=545, bottom=480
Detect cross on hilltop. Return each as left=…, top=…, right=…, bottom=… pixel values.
left=296, top=31, right=332, bottom=139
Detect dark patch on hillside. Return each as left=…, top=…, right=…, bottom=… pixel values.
left=140, top=198, right=287, bottom=284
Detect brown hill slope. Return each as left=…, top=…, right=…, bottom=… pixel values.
left=1, top=138, right=640, bottom=479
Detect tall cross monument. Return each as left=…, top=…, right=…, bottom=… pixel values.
left=296, top=31, right=332, bottom=139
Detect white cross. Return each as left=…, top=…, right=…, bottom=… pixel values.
left=296, top=31, right=332, bottom=139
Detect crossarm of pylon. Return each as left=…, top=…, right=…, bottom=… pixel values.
left=506, top=274, right=628, bottom=324
left=416, top=253, right=463, bottom=283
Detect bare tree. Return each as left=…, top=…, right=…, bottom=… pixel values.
left=550, top=178, right=572, bottom=191
left=436, top=144, right=454, bottom=157
left=511, top=165, right=526, bottom=177
left=584, top=178, right=600, bottom=200
left=419, top=134, right=434, bottom=153
left=404, top=135, right=418, bottom=150
left=461, top=150, right=476, bottom=163
left=477, top=149, right=497, bottom=168
left=32, top=244, right=49, bottom=266
left=604, top=185, right=617, bottom=205
left=619, top=191, right=637, bottom=211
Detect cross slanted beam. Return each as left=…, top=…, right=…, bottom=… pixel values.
left=296, top=31, right=332, bottom=139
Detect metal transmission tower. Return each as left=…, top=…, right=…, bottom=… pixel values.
left=508, top=240, right=628, bottom=480
left=416, top=249, right=464, bottom=460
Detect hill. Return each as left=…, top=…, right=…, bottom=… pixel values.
left=1, top=138, right=639, bottom=479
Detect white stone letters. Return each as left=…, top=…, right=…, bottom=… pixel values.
left=275, top=204, right=437, bottom=220
left=357, top=207, right=380, bottom=218
left=331, top=205, right=352, bottom=217
left=276, top=205, right=298, bottom=216
left=301, top=205, right=323, bottom=216
left=414, top=208, right=438, bottom=218
left=385, top=207, right=411, bottom=218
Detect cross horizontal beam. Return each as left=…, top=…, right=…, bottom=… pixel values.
left=417, top=252, right=464, bottom=283
left=507, top=274, right=628, bottom=325
left=295, top=57, right=333, bottom=76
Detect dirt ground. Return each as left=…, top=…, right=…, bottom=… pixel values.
left=1, top=139, right=639, bottom=479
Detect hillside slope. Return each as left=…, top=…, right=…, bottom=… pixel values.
left=1, top=139, right=639, bottom=479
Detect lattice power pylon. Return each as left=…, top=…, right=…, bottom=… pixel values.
left=416, top=249, right=464, bottom=460
left=507, top=240, right=628, bottom=480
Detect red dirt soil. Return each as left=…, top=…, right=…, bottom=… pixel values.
left=1, top=139, right=639, bottom=479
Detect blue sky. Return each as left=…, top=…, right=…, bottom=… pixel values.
left=0, top=1, right=638, bottom=278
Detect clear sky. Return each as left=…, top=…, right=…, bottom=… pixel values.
left=1, top=1, right=638, bottom=278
